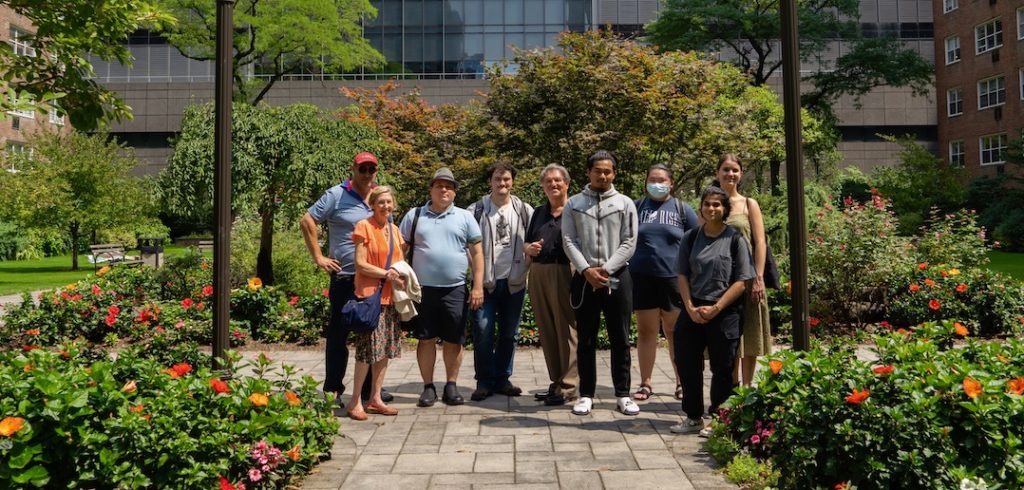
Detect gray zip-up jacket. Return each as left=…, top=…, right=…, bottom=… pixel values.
left=467, top=195, right=535, bottom=294
left=562, top=184, right=638, bottom=275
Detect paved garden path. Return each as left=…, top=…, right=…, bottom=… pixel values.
left=242, top=347, right=739, bottom=490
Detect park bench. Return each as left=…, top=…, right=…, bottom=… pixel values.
left=88, top=243, right=144, bottom=271
left=196, top=239, right=213, bottom=254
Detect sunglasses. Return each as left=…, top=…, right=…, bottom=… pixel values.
left=357, top=165, right=377, bottom=174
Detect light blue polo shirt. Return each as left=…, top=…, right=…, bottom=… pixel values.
left=399, top=202, right=482, bottom=287
left=307, top=180, right=372, bottom=276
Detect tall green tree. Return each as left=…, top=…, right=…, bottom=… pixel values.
left=160, top=103, right=384, bottom=284
left=0, top=132, right=157, bottom=270
left=155, top=0, right=385, bottom=105
left=0, top=0, right=173, bottom=129
left=485, top=31, right=834, bottom=197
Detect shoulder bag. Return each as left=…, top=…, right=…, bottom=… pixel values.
left=341, top=219, right=395, bottom=333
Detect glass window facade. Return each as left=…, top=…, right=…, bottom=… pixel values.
left=363, top=0, right=592, bottom=77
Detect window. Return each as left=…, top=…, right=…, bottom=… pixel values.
left=947, top=87, right=963, bottom=116
left=979, top=134, right=1007, bottom=165
left=4, top=141, right=30, bottom=173
left=6, top=108, right=34, bottom=119
left=944, top=0, right=957, bottom=13
left=7, top=27, right=35, bottom=57
left=48, top=107, right=63, bottom=126
left=1018, top=8, right=1023, bottom=40
left=975, top=19, right=1002, bottom=54
left=978, top=76, right=1006, bottom=109
left=1020, top=68, right=1024, bottom=99
left=949, top=141, right=965, bottom=166
left=945, top=36, right=960, bottom=64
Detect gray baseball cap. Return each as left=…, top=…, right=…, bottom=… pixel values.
left=430, top=167, right=459, bottom=189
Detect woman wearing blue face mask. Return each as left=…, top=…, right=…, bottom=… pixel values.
left=629, top=164, right=699, bottom=401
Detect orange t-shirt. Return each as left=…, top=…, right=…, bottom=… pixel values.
left=352, top=218, right=405, bottom=305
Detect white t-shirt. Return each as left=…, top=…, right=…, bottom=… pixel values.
left=487, top=202, right=519, bottom=280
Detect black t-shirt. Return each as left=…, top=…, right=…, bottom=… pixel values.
left=525, top=202, right=568, bottom=264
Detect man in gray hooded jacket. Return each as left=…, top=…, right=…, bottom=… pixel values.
left=467, top=161, right=535, bottom=401
left=562, top=150, right=639, bottom=416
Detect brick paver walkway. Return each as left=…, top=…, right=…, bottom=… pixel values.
left=244, top=346, right=739, bottom=490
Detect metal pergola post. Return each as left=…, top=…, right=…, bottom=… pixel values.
left=213, top=0, right=235, bottom=363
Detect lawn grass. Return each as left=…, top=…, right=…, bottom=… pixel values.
left=0, top=246, right=199, bottom=296
left=987, top=250, right=1024, bottom=281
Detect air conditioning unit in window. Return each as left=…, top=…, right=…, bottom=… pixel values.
left=11, top=117, right=19, bottom=131
left=991, top=49, right=1000, bottom=62
left=989, top=0, right=997, bottom=5
left=994, top=106, right=1003, bottom=120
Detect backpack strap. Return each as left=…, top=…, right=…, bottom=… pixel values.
left=675, top=198, right=688, bottom=229
left=473, top=197, right=486, bottom=223
left=406, top=206, right=422, bottom=266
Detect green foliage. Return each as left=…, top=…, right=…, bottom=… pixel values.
left=0, top=221, right=26, bottom=261
left=913, top=209, right=989, bottom=269
left=156, top=0, right=384, bottom=105
left=720, top=323, right=1024, bottom=489
left=871, top=138, right=968, bottom=235
left=0, top=1, right=174, bottom=129
left=967, top=176, right=1024, bottom=252
left=229, top=216, right=327, bottom=297
left=0, top=347, right=337, bottom=488
left=723, top=453, right=779, bottom=489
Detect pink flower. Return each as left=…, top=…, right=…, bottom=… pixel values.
left=750, top=434, right=761, bottom=445
left=202, top=285, right=214, bottom=297
left=288, top=296, right=300, bottom=306
left=248, top=469, right=262, bottom=482
left=181, top=298, right=194, bottom=309
left=92, top=284, right=102, bottom=296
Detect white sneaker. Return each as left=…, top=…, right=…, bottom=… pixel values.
left=698, top=426, right=714, bottom=438
left=572, top=397, right=593, bottom=415
left=670, top=417, right=704, bottom=434
left=617, top=396, right=640, bottom=416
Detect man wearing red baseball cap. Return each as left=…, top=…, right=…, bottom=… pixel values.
left=301, top=151, right=393, bottom=408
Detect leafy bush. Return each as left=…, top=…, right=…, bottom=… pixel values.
left=719, top=322, right=1024, bottom=489
left=229, top=216, right=327, bottom=295
left=968, top=175, right=1024, bottom=252
left=0, top=347, right=337, bottom=488
left=872, top=138, right=967, bottom=235
left=913, top=209, right=989, bottom=269
left=0, top=221, right=26, bottom=261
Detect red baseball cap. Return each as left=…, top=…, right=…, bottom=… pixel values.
left=353, top=152, right=379, bottom=166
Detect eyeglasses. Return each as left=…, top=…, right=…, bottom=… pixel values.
left=357, top=165, right=377, bottom=174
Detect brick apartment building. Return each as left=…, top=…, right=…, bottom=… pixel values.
left=0, top=6, right=69, bottom=172
left=934, top=0, right=1023, bottom=177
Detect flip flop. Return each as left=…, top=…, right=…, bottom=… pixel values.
left=632, top=385, right=653, bottom=401
left=366, top=403, right=398, bottom=416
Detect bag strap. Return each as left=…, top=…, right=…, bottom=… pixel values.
left=376, top=220, right=396, bottom=292
left=406, top=206, right=422, bottom=266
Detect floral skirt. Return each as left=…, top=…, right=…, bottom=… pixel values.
left=354, top=305, right=402, bottom=364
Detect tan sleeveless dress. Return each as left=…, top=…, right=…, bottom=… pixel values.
left=725, top=208, right=772, bottom=357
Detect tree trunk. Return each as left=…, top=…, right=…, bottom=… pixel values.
left=70, top=222, right=80, bottom=271
left=256, top=204, right=275, bottom=285
left=770, top=158, right=782, bottom=196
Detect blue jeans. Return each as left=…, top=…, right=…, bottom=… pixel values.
left=472, top=279, right=526, bottom=390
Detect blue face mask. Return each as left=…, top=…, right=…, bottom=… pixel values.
left=647, top=182, right=671, bottom=199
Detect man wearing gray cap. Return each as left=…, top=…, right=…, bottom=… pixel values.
left=399, top=167, right=484, bottom=406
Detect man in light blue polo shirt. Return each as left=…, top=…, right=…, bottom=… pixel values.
left=301, top=151, right=392, bottom=406
left=399, top=167, right=484, bottom=407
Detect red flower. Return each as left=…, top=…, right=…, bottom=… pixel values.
left=91, top=284, right=101, bottom=296
left=202, top=285, right=213, bottom=297
left=25, top=329, right=40, bottom=337
left=108, top=305, right=120, bottom=316
left=209, top=378, right=230, bottom=395
left=909, top=284, right=920, bottom=293
left=923, top=278, right=936, bottom=288
left=181, top=298, right=194, bottom=309
left=955, top=283, right=968, bottom=293
left=808, top=317, right=821, bottom=327
left=322, top=288, right=329, bottom=298
left=845, top=388, right=870, bottom=405
left=105, top=313, right=117, bottom=327
left=288, top=296, right=300, bottom=306
left=873, top=365, right=894, bottom=375
left=918, top=262, right=928, bottom=270
left=928, top=299, right=941, bottom=311
left=219, top=476, right=236, bottom=490
left=22, top=344, right=39, bottom=352
left=195, top=302, right=206, bottom=311
left=879, top=321, right=892, bottom=330
left=163, top=362, right=193, bottom=378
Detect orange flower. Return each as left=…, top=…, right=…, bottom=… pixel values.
left=0, top=416, right=25, bottom=437
left=769, top=360, right=783, bottom=375
left=845, top=388, right=870, bottom=405
left=872, top=365, right=894, bottom=375
left=248, top=393, right=269, bottom=407
left=953, top=322, right=969, bottom=337
left=924, top=278, right=936, bottom=287
left=96, top=266, right=111, bottom=277
left=285, top=391, right=301, bottom=407
left=997, top=354, right=1010, bottom=363
left=963, top=377, right=982, bottom=399
left=25, top=329, right=40, bottom=337
left=121, top=380, right=137, bottom=393
left=22, top=364, right=32, bottom=373
left=909, top=284, right=920, bottom=293
left=955, top=283, right=968, bottom=293
left=286, top=444, right=302, bottom=462
left=1007, top=377, right=1024, bottom=395
left=247, top=277, right=263, bottom=291
left=209, top=378, right=230, bottom=395
left=129, top=404, right=145, bottom=413
left=918, top=262, right=928, bottom=270
left=928, top=299, right=941, bottom=311
left=162, top=362, right=193, bottom=378
left=940, top=270, right=949, bottom=278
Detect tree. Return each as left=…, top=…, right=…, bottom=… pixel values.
left=155, top=0, right=385, bottom=105
left=0, top=0, right=173, bottom=130
left=0, top=131, right=157, bottom=270
left=484, top=31, right=833, bottom=198
left=644, top=0, right=932, bottom=174
left=160, top=103, right=384, bottom=284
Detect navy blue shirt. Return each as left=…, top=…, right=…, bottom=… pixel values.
left=630, top=198, right=698, bottom=278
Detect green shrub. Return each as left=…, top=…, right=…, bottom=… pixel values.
left=723, top=453, right=779, bottom=489
left=968, top=175, right=1024, bottom=252
left=914, top=209, right=989, bottom=269
left=229, top=216, right=326, bottom=295
left=0, top=347, right=337, bottom=488
left=720, top=322, right=1024, bottom=489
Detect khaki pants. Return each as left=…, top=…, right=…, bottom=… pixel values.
left=528, top=263, right=578, bottom=398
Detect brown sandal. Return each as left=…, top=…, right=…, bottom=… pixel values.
left=632, top=385, right=653, bottom=401
left=366, top=403, right=398, bottom=416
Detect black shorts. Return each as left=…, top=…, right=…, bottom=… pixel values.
left=412, top=285, right=469, bottom=345
left=632, top=273, right=682, bottom=312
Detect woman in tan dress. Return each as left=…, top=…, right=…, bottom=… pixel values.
left=347, top=186, right=405, bottom=420
left=714, top=154, right=771, bottom=386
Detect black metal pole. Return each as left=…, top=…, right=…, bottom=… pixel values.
left=213, top=0, right=235, bottom=362
left=780, top=0, right=810, bottom=351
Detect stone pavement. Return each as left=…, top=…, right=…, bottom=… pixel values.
left=240, top=346, right=740, bottom=490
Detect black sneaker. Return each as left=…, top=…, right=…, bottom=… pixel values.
left=417, top=384, right=437, bottom=407
left=442, top=383, right=465, bottom=405
left=471, top=387, right=492, bottom=401
left=544, top=393, right=565, bottom=406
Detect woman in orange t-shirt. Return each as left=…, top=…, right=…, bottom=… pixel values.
left=346, top=185, right=406, bottom=420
